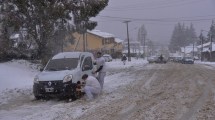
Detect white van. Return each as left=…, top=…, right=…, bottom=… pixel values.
left=33, top=52, right=95, bottom=99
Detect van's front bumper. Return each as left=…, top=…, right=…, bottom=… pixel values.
left=33, top=80, right=76, bottom=97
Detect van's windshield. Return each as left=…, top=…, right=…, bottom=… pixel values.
left=45, top=58, right=79, bottom=71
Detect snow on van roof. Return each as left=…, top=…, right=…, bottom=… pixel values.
left=52, top=52, right=82, bottom=59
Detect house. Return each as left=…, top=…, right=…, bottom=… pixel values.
left=197, top=42, right=215, bottom=61
left=180, top=45, right=198, bottom=57
left=113, top=38, right=124, bottom=58
left=64, top=30, right=124, bottom=58
left=122, top=40, right=149, bottom=59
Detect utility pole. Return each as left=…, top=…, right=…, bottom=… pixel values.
left=192, top=37, right=198, bottom=59
left=210, top=32, right=212, bottom=62
left=86, top=33, right=88, bottom=51
left=143, top=34, right=146, bottom=59
left=82, top=21, right=86, bottom=52
left=200, top=30, right=203, bottom=61
left=202, top=29, right=212, bottom=62
left=123, top=20, right=131, bottom=61
left=61, top=19, right=64, bottom=52
left=193, top=42, right=195, bottom=59
left=211, top=21, right=215, bottom=61
left=184, top=46, right=186, bottom=57
left=83, top=32, right=85, bottom=52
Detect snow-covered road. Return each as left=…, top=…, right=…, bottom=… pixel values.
left=1, top=60, right=215, bottom=120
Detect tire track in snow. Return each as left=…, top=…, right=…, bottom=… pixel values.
left=179, top=64, right=215, bottom=120
left=179, top=79, right=210, bottom=120
left=115, top=64, right=160, bottom=120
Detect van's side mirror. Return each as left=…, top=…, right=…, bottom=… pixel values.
left=82, top=65, right=91, bottom=71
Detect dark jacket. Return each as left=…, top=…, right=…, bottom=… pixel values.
left=121, top=56, right=127, bottom=61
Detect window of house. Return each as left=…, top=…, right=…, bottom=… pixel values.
left=108, top=38, right=112, bottom=44
left=111, top=39, right=113, bottom=43
left=111, top=49, right=114, bottom=53
left=105, top=39, right=108, bottom=44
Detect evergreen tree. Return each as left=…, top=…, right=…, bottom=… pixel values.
left=73, top=0, right=108, bottom=33
left=137, top=24, right=147, bottom=46
left=169, top=23, right=197, bottom=52
left=187, top=23, right=197, bottom=45
left=0, top=1, right=16, bottom=59
left=1, top=0, right=108, bottom=63
left=198, top=33, right=207, bottom=46
left=169, top=23, right=182, bottom=52
left=208, top=20, right=215, bottom=42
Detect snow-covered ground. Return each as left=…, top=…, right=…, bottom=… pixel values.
left=1, top=59, right=214, bottom=93
left=1, top=59, right=215, bottom=120
left=195, top=60, right=215, bottom=65
left=0, top=58, right=146, bottom=92
left=0, top=58, right=147, bottom=120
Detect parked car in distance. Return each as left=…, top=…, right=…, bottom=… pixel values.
left=181, top=57, right=194, bottom=64
left=193, top=56, right=199, bottom=60
left=173, top=56, right=183, bottom=63
left=33, top=52, right=95, bottom=100
left=147, top=56, right=157, bottom=63
left=103, top=54, right=113, bottom=62
left=148, top=55, right=167, bottom=64
left=155, top=56, right=167, bottom=64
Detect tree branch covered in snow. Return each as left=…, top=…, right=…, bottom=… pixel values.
left=0, top=0, right=108, bottom=63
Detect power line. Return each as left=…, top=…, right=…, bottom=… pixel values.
left=93, top=19, right=210, bottom=26
left=98, top=15, right=215, bottom=20
left=110, top=0, right=187, bottom=9
left=94, top=20, right=176, bottom=26
left=97, top=15, right=215, bottom=23
left=106, top=0, right=204, bottom=11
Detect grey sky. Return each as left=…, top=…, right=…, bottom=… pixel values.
left=92, top=0, right=215, bottom=46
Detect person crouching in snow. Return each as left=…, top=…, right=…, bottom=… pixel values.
left=80, top=74, right=101, bottom=101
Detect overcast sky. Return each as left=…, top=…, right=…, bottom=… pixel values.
left=92, top=0, right=215, bottom=46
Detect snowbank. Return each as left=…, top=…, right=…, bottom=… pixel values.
left=0, top=60, right=39, bottom=91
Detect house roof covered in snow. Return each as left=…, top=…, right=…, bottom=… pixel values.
left=88, top=30, right=115, bottom=38
left=181, top=46, right=198, bottom=53
left=197, top=42, right=211, bottom=48
left=202, top=43, right=215, bottom=52
left=196, top=42, right=215, bottom=52
left=114, top=38, right=124, bottom=43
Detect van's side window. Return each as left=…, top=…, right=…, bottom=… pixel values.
left=82, top=57, right=93, bottom=71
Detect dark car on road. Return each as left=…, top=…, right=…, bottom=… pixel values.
left=148, top=55, right=167, bottom=64
left=155, top=57, right=167, bottom=64
left=181, top=57, right=194, bottom=64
